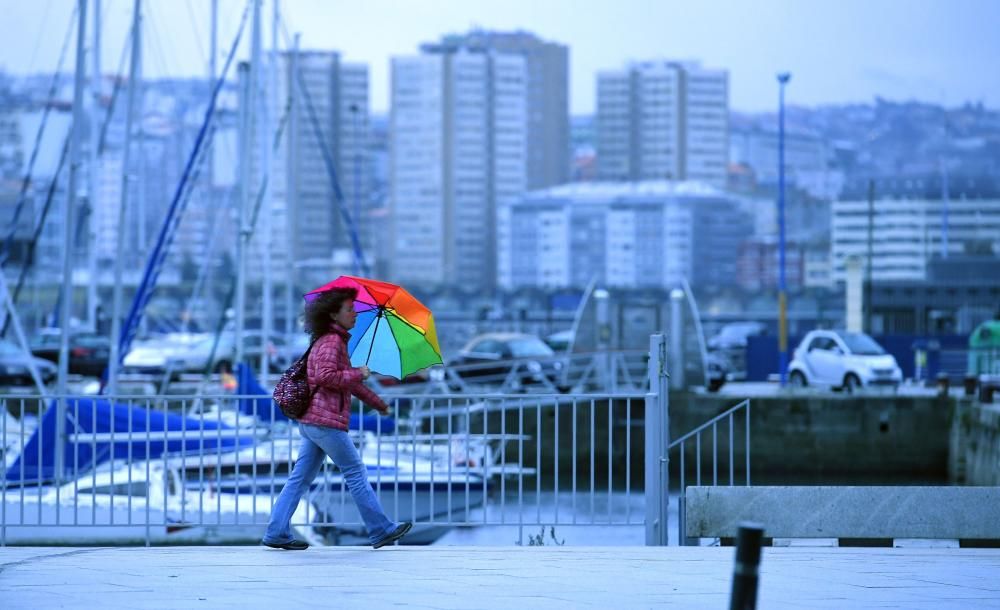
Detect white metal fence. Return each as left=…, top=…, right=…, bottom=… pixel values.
left=1, top=335, right=750, bottom=547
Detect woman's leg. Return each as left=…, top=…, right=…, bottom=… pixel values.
left=301, top=425, right=395, bottom=543
left=263, top=429, right=324, bottom=543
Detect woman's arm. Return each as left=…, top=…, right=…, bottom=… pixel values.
left=351, top=382, right=391, bottom=414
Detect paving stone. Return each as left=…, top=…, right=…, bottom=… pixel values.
left=1, top=545, right=998, bottom=607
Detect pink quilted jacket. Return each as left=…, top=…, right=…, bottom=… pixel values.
left=298, top=322, right=389, bottom=431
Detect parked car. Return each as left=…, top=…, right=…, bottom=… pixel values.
left=274, top=334, right=311, bottom=371
left=705, top=352, right=727, bottom=392
left=0, top=339, right=57, bottom=385
left=707, top=321, right=767, bottom=351
left=707, top=321, right=767, bottom=381
left=544, top=330, right=574, bottom=353
left=123, top=331, right=290, bottom=377
left=449, top=332, right=564, bottom=389
left=787, top=330, right=902, bottom=392
left=122, top=333, right=213, bottom=375
left=240, top=331, right=287, bottom=373
left=31, top=332, right=110, bottom=377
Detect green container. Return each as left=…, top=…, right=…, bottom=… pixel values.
left=968, top=320, right=1000, bottom=377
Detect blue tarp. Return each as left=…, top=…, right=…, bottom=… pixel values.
left=236, top=363, right=395, bottom=434
left=236, top=363, right=290, bottom=423
left=4, top=398, right=255, bottom=485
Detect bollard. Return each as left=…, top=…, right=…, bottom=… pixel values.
left=963, top=375, right=978, bottom=397
left=729, top=522, right=764, bottom=610
left=935, top=372, right=950, bottom=396
left=981, top=382, right=996, bottom=404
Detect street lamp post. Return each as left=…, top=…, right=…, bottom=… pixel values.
left=777, top=72, right=791, bottom=386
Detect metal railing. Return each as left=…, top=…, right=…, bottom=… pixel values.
left=1, top=335, right=749, bottom=548
left=1, top=389, right=649, bottom=547
left=668, top=398, right=751, bottom=546
left=374, top=350, right=650, bottom=398
left=639, top=333, right=753, bottom=546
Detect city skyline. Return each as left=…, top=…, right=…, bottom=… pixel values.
left=1, top=0, right=998, bottom=115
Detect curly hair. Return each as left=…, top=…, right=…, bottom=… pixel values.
left=303, top=287, right=357, bottom=341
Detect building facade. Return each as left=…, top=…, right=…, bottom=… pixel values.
left=390, top=48, right=527, bottom=291
left=596, top=61, right=729, bottom=187
left=831, top=175, right=1000, bottom=284
left=422, top=30, right=568, bottom=190
left=498, top=181, right=750, bottom=290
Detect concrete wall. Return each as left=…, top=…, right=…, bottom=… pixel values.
left=950, top=399, right=1000, bottom=485
left=669, top=392, right=952, bottom=482
left=685, top=485, right=1000, bottom=539
left=440, top=392, right=960, bottom=491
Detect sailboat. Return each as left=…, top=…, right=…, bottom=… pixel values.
left=1, top=459, right=321, bottom=545
left=0, top=397, right=319, bottom=545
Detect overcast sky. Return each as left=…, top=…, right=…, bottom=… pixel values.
left=2, top=0, right=998, bottom=114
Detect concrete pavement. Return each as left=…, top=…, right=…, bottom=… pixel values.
left=2, top=545, right=1000, bottom=608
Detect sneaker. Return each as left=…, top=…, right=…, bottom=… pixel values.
left=372, top=521, right=412, bottom=549
left=262, top=539, right=309, bottom=551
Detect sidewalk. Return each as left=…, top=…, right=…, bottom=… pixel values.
left=2, top=545, right=1000, bottom=608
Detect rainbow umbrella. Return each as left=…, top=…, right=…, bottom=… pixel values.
left=304, top=276, right=442, bottom=380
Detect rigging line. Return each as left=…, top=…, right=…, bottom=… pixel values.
left=248, top=91, right=294, bottom=230
left=0, top=22, right=134, bottom=338
left=98, top=26, right=134, bottom=155
left=0, top=4, right=78, bottom=264
left=180, top=180, right=239, bottom=332
left=141, top=3, right=173, bottom=81
left=200, top=88, right=295, bottom=380
left=115, top=0, right=253, bottom=362
left=0, top=137, right=68, bottom=338
left=181, top=0, right=208, bottom=67
left=275, top=5, right=292, bottom=46
left=294, top=67, right=369, bottom=276
left=25, top=0, right=54, bottom=74
left=276, top=10, right=368, bottom=277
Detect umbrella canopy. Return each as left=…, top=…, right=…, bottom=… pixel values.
left=304, top=276, right=442, bottom=380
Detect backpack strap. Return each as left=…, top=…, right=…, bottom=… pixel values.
left=300, top=334, right=323, bottom=397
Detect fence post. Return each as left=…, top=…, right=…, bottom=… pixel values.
left=645, top=333, right=669, bottom=545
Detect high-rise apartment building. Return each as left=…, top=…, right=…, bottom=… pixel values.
left=268, top=51, right=369, bottom=281
left=423, top=30, right=568, bottom=190
left=596, top=61, right=728, bottom=187
left=390, top=48, right=527, bottom=290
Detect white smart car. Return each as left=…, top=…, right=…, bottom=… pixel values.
left=787, top=330, right=902, bottom=392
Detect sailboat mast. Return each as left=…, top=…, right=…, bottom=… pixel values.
left=236, top=0, right=262, bottom=368
left=58, top=0, right=89, bottom=483
left=210, top=0, right=218, bottom=94
left=286, top=33, right=300, bottom=338
left=107, top=0, right=142, bottom=397
left=260, top=0, right=277, bottom=379
left=86, top=0, right=101, bottom=331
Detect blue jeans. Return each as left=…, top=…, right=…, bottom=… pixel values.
left=263, top=423, right=396, bottom=545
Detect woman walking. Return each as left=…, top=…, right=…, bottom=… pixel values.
left=262, top=287, right=412, bottom=550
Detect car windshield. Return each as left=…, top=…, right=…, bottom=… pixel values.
left=836, top=332, right=885, bottom=355
left=719, top=323, right=761, bottom=339
left=508, top=337, right=554, bottom=358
